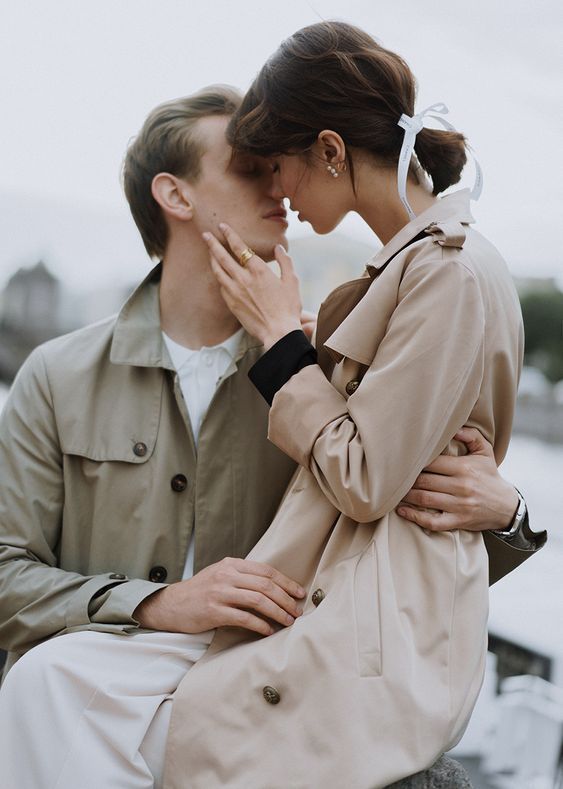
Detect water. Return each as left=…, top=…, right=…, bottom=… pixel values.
left=0, top=383, right=8, bottom=413
left=492, top=435, right=563, bottom=682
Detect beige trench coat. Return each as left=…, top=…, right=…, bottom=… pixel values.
left=164, top=191, right=525, bottom=788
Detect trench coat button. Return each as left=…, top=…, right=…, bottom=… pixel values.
left=149, top=566, right=168, bottom=583
left=311, top=588, right=325, bottom=607
left=109, top=573, right=127, bottom=580
left=345, top=379, right=360, bottom=395
left=170, top=474, right=188, bottom=492
left=133, top=442, right=148, bottom=457
left=263, top=686, right=281, bottom=705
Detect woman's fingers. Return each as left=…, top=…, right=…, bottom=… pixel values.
left=202, top=231, right=241, bottom=279
left=218, top=222, right=261, bottom=268
left=274, top=244, right=296, bottom=281
left=208, top=252, right=235, bottom=290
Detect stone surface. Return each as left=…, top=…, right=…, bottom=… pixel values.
left=386, top=756, right=473, bottom=788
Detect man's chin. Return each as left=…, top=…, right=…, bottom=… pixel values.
left=253, top=234, right=288, bottom=262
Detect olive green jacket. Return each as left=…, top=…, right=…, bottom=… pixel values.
left=0, top=266, right=296, bottom=675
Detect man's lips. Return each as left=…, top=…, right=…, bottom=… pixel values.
left=263, top=208, right=288, bottom=224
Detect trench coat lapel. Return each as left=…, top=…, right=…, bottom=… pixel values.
left=316, top=190, right=475, bottom=370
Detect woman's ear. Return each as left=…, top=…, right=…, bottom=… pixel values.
left=316, top=130, right=347, bottom=170
left=151, top=173, right=193, bottom=221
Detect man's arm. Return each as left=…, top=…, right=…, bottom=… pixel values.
left=0, top=349, right=304, bottom=654
left=0, top=348, right=165, bottom=654
left=397, top=426, right=520, bottom=532
left=397, top=426, right=547, bottom=583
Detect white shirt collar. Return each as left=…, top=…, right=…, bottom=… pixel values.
left=162, top=327, right=244, bottom=373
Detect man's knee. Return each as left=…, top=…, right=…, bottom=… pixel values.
left=2, top=635, right=73, bottom=697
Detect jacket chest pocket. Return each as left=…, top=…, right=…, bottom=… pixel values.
left=353, top=541, right=382, bottom=677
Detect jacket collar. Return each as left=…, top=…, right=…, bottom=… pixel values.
left=110, top=263, right=261, bottom=369
left=320, top=190, right=475, bottom=366
left=366, top=189, right=475, bottom=273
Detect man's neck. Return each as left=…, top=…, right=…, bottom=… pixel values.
left=159, top=235, right=241, bottom=351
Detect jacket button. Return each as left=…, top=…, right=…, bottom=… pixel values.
left=170, top=474, right=188, bottom=492
left=133, top=442, right=148, bottom=457
left=312, top=588, right=325, bottom=607
left=149, top=566, right=168, bottom=583
left=263, top=686, right=281, bottom=705
left=109, top=573, right=127, bottom=580
left=345, top=380, right=360, bottom=395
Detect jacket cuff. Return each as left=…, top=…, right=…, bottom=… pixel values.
left=249, top=330, right=317, bottom=405
left=268, top=364, right=348, bottom=467
left=65, top=575, right=167, bottom=629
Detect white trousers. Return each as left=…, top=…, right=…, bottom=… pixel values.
left=0, top=629, right=213, bottom=789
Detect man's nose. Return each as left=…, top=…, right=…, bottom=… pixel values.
left=268, top=170, right=285, bottom=200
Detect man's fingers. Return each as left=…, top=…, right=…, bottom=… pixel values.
left=397, top=505, right=459, bottom=532
left=234, top=559, right=305, bottom=599
left=421, top=455, right=461, bottom=477
left=226, top=588, right=297, bottom=627
left=300, top=309, right=317, bottom=324
left=454, top=426, right=495, bottom=458
left=221, top=607, right=275, bottom=636
left=400, top=489, right=459, bottom=512
left=234, top=574, right=302, bottom=618
left=411, top=469, right=458, bottom=493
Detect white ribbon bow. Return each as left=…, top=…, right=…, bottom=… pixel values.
left=397, top=103, right=483, bottom=221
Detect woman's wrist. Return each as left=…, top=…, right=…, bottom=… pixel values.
left=262, top=321, right=303, bottom=351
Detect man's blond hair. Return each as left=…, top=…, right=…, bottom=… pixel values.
left=122, top=85, right=242, bottom=259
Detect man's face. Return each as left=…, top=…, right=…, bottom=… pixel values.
left=185, top=115, right=288, bottom=261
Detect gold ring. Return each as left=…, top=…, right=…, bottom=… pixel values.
left=238, top=247, right=254, bottom=267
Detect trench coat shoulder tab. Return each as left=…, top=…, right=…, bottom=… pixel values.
left=424, top=219, right=467, bottom=249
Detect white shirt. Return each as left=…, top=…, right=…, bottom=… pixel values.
left=162, top=327, right=244, bottom=579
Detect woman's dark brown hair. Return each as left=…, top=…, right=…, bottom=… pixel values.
left=229, top=21, right=467, bottom=195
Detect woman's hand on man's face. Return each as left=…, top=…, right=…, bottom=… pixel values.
left=203, top=223, right=303, bottom=350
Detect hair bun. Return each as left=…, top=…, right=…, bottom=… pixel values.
left=414, top=128, right=467, bottom=195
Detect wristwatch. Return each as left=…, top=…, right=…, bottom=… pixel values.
left=492, top=488, right=527, bottom=539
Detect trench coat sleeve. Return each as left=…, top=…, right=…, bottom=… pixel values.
left=268, top=256, right=486, bottom=524
left=0, top=349, right=163, bottom=653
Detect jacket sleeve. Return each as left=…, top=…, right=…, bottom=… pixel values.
left=0, top=348, right=164, bottom=654
left=267, top=257, right=486, bottom=523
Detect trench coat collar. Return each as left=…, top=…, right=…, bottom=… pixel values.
left=323, top=190, right=475, bottom=366
left=110, top=263, right=261, bottom=369
left=366, top=188, right=475, bottom=273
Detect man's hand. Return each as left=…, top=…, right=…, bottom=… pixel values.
left=133, top=557, right=305, bottom=636
left=396, top=427, right=519, bottom=532
left=300, top=310, right=317, bottom=342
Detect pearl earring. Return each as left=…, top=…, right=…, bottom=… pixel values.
left=327, top=165, right=339, bottom=178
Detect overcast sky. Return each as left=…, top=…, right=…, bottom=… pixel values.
left=1, top=0, right=562, bottom=291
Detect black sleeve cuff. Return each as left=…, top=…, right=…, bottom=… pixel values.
left=249, top=330, right=317, bottom=405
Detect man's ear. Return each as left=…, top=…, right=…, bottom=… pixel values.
left=151, top=173, right=193, bottom=221
left=316, top=130, right=347, bottom=168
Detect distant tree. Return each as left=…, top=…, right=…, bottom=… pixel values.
left=519, top=289, right=563, bottom=383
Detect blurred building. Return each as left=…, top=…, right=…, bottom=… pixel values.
left=0, top=261, right=132, bottom=382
